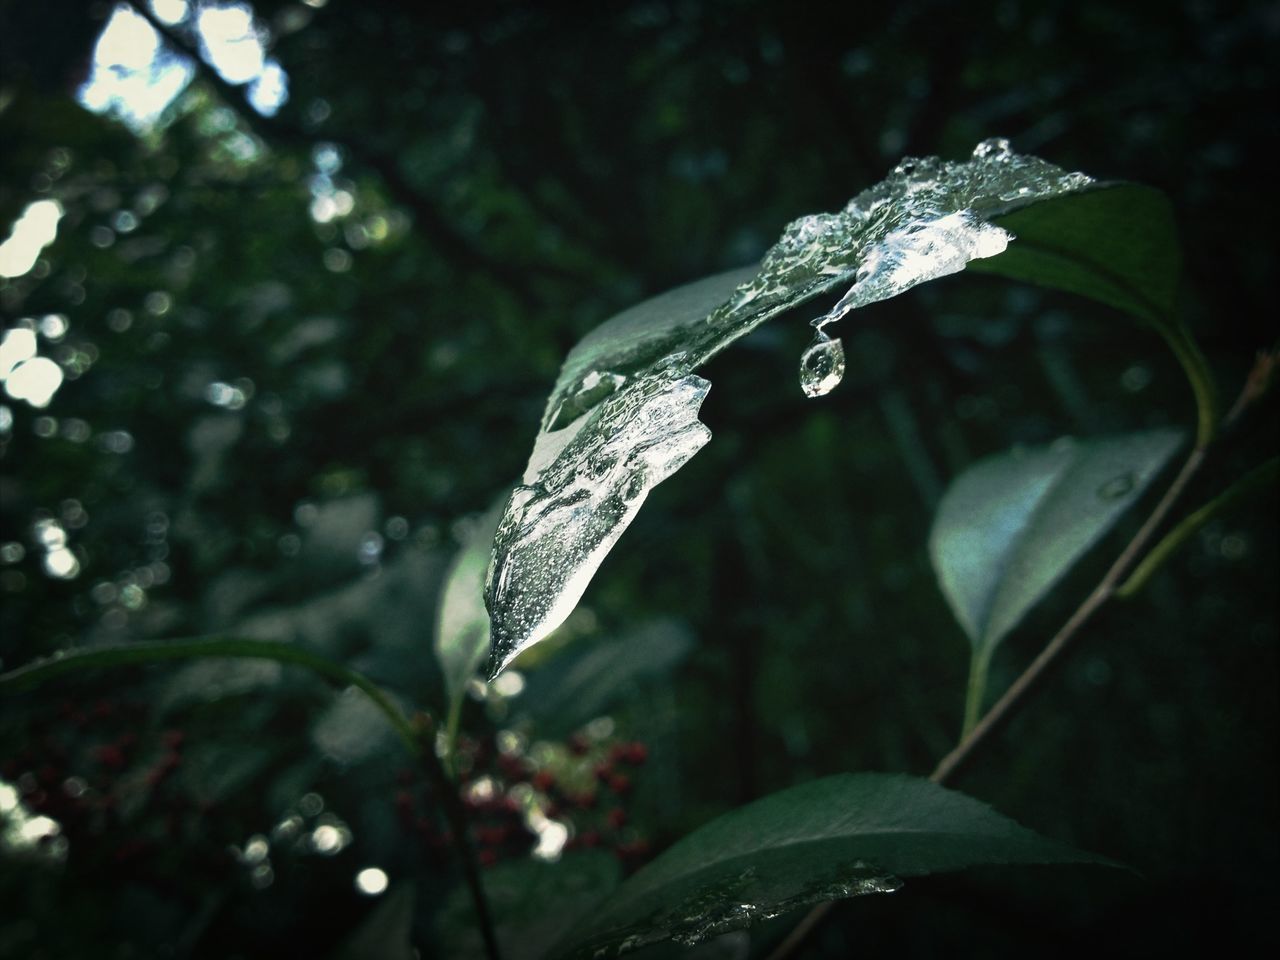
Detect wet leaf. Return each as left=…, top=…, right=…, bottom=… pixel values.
left=929, top=429, right=1183, bottom=660
left=553, top=773, right=1114, bottom=958
left=486, top=143, right=1104, bottom=677
left=971, top=183, right=1179, bottom=326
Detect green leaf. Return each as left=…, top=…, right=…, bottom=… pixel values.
left=437, top=851, right=621, bottom=960
left=486, top=144, right=1103, bottom=677
left=970, top=183, right=1179, bottom=326
left=434, top=495, right=508, bottom=741
left=554, top=773, right=1113, bottom=958
left=929, top=429, right=1184, bottom=660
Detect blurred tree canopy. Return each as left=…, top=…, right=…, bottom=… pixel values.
left=0, top=1, right=1276, bottom=957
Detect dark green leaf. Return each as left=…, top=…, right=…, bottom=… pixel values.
left=970, top=183, right=1180, bottom=326
left=929, top=429, right=1183, bottom=658
left=554, top=773, right=1113, bottom=958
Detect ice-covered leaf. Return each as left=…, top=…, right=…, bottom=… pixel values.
left=552, top=773, right=1114, bottom=958
left=437, top=851, right=621, bottom=960
left=435, top=496, right=507, bottom=715
left=929, top=429, right=1183, bottom=659
left=485, top=141, right=1105, bottom=678
left=970, top=183, right=1179, bottom=326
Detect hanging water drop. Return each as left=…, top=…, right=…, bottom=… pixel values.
left=799, top=333, right=846, bottom=398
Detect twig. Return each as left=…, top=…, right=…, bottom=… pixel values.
left=0, top=637, right=420, bottom=750
left=1116, top=456, right=1278, bottom=598
left=413, top=714, right=505, bottom=960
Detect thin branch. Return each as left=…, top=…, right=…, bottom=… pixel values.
left=1116, top=456, right=1279, bottom=598
left=413, top=714, right=505, bottom=960
left=929, top=443, right=1205, bottom=782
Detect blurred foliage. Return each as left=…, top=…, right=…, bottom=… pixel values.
left=0, top=0, right=1276, bottom=957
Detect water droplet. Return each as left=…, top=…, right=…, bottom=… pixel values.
left=972, top=137, right=1012, bottom=159
left=1097, top=473, right=1134, bottom=500
left=799, top=333, right=846, bottom=398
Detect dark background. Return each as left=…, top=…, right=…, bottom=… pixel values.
left=1, top=1, right=1276, bottom=957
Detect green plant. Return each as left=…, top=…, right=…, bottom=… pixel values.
left=4, top=136, right=1274, bottom=960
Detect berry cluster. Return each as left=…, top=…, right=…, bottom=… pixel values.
left=1, top=696, right=224, bottom=876
left=393, top=727, right=653, bottom=870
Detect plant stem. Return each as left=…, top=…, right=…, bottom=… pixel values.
left=1116, top=456, right=1279, bottom=599
left=413, top=714, right=505, bottom=960
left=0, top=637, right=420, bottom=751
left=1156, top=320, right=1218, bottom=449
left=931, top=444, right=1205, bottom=783
left=443, top=690, right=466, bottom=781
left=0, top=637, right=505, bottom=960
left=960, top=648, right=991, bottom=739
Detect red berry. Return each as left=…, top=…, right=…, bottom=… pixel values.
left=624, top=743, right=648, bottom=765
left=580, top=830, right=601, bottom=848
left=95, top=745, right=125, bottom=770
left=607, top=774, right=632, bottom=796
left=568, top=734, right=590, bottom=756
left=575, top=791, right=597, bottom=811
left=616, top=838, right=652, bottom=861
left=478, top=849, right=498, bottom=866
left=607, top=808, right=628, bottom=830
left=594, top=763, right=614, bottom=783
left=498, top=755, right=528, bottom=781
left=531, top=770, right=556, bottom=792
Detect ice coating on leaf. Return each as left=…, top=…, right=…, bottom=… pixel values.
left=484, top=140, right=1095, bottom=677
left=484, top=370, right=712, bottom=678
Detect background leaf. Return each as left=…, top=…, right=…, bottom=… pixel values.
left=555, top=773, right=1113, bottom=958
left=929, top=428, right=1184, bottom=659
left=970, top=183, right=1180, bottom=326
left=435, top=496, right=508, bottom=731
